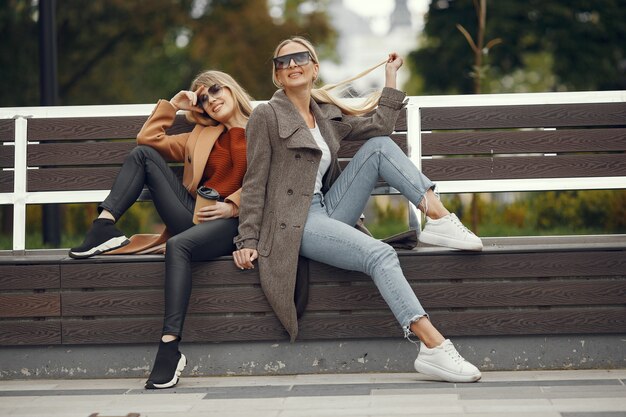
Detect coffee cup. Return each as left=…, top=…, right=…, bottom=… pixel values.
left=193, top=186, right=220, bottom=224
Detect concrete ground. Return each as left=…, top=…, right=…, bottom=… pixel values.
left=1, top=369, right=625, bottom=417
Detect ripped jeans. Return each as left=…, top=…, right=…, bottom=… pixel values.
left=299, top=136, right=435, bottom=337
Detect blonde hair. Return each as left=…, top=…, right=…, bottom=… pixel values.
left=272, top=36, right=387, bottom=116
left=185, top=70, right=254, bottom=126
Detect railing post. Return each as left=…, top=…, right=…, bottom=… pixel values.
left=12, top=117, right=27, bottom=253
left=406, top=99, right=422, bottom=231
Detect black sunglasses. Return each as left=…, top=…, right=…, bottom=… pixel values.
left=273, top=51, right=314, bottom=70
left=199, top=84, right=224, bottom=105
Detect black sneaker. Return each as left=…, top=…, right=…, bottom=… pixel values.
left=145, top=340, right=187, bottom=389
left=68, top=218, right=130, bottom=259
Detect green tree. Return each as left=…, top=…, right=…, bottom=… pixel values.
left=406, top=0, right=626, bottom=94
left=0, top=0, right=335, bottom=106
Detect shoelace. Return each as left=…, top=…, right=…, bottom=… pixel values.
left=448, top=214, right=477, bottom=237
left=444, top=342, right=465, bottom=365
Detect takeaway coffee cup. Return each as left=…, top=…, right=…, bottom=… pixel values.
left=193, top=186, right=220, bottom=224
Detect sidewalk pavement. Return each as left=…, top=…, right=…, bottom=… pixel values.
left=1, top=369, right=625, bottom=417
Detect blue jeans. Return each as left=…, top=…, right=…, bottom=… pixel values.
left=300, top=136, right=435, bottom=335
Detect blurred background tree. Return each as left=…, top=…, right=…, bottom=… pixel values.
left=406, top=0, right=626, bottom=94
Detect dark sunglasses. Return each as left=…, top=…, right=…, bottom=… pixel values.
left=273, top=51, right=313, bottom=70
left=199, top=84, right=224, bottom=105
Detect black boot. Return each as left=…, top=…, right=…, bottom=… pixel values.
left=145, top=339, right=187, bottom=389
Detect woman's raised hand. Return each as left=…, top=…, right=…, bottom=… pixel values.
left=384, top=53, right=403, bottom=89
left=169, top=87, right=205, bottom=113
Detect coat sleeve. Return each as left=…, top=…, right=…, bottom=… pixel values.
left=342, top=87, right=407, bottom=141
left=234, top=105, right=273, bottom=250
left=136, top=99, right=190, bottom=162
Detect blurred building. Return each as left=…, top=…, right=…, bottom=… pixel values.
left=320, top=0, right=421, bottom=94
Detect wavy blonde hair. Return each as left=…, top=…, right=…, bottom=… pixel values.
left=272, top=36, right=387, bottom=116
left=185, top=70, right=254, bottom=126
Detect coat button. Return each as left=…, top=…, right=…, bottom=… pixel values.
left=295, top=154, right=301, bottom=160
left=287, top=189, right=293, bottom=195
left=280, top=223, right=286, bottom=229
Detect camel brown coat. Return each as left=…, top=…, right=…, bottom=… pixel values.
left=235, top=87, right=406, bottom=341
left=107, top=99, right=242, bottom=255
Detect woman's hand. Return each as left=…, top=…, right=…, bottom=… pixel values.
left=384, top=53, right=403, bottom=89
left=195, top=202, right=236, bottom=222
left=169, top=87, right=205, bottom=113
left=233, top=248, right=258, bottom=270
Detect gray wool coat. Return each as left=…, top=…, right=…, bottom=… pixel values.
left=235, top=87, right=407, bottom=341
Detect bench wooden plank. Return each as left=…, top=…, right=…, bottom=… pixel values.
left=309, top=250, right=626, bottom=282
left=0, top=265, right=59, bottom=290
left=61, top=260, right=258, bottom=288
left=0, top=119, right=14, bottom=142
left=27, top=115, right=193, bottom=141
left=421, top=103, right=626, bottom=130
left=0, top=293, right=60, bottom=317
left=0, top=320, right=61, bottom=345
left=421, top=154, right=626, bottom=181
left=299, top=308, right=626, bottom=339
left=28, top=142, right=137, bottom=166
left=61, top=287, right=271, bottom=316
left=0, top=170, right=14, bottom=193
left=422, top=128, right=626, bottom=156
left=61, top=316, right=287, bottom=344
left=0, top=145, right=13, bottom=168
left=307, top=280, right=626, bottom=310
left=27, top=166, right=184, bottom=192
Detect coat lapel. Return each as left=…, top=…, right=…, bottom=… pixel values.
left=269, top=90, right=319, bottom=152
left=190, top=124, right=225, bottom=193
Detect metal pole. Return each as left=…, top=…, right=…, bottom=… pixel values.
left=39, top=0, right=61, bottom=246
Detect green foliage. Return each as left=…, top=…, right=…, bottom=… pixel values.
left=407, top=0, right=626, bottom=94
left=0, top=0, right=336, bottom=106
left=365, top=197, right=409, bottom=239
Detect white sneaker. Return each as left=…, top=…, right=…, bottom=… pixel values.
left=419, top=213, right=483, bottom=251
left=414, top=339, right=481, bottom=383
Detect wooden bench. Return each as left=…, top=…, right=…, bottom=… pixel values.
left=0, top=91, right=625, bottom=367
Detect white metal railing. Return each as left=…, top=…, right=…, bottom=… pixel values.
left=1, top=91, right=625, bottom=250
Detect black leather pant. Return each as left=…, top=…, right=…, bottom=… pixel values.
left=100, top=145, right=238, bottom=337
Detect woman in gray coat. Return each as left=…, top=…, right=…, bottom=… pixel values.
left=234, top=37, right=482, bottom=383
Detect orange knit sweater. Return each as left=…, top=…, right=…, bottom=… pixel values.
left=202, top=127, right=247, bottom=199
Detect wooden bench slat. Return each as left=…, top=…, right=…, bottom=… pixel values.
left=61, top=316, right=288, bottom=344
left=0, top=265, right=60, bottom=290
left=0, top=119, right=14, bottom=142
left=61, top=260, right=258, bottom=288
left=0, top=320, right=61, bottom=345
left=27, top=166, right=182, bottom=192
left=0, top=170, right=14, bottom=192
left=0, top=146, right=14, bottom=168
left=299, top=308, right=626, bottom=339
left=61, top=288, right=271, bottom=316
left=27, top=115, right=193, bottom=141
left=28, top=142, right=137, bottom=166
left=307, top=281, right=626, bottom=310
left=421, top=102, right=626, bottom=130
left=422, top=153, right=626, bottom=181
left=0, top=294, right=60, bottom=317
left=422, top=128, right=626, bottom=155
left=310, top=250, right=626, bottom=282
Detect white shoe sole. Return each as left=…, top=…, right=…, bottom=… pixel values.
left=146, top=353, right=187, bottom=389
left=68, top=236, right=130, bottom=259
left=414, top=358, right=482, bottom=383
left=418, top=231, right=483, bottom=251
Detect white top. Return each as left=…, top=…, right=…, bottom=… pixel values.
left=309, top=121, right=331, bottom=195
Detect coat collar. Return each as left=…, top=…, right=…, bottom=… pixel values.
left=268, top=89, right=350, bottom=154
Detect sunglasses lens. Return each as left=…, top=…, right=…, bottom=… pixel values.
left=274, top=52, right=311, bottom=69
left=208, top=84, right=222, bottom=97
